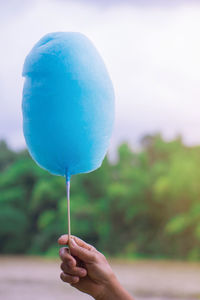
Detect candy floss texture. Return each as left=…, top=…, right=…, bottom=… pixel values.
left=22, top=32, right=115, bottom=177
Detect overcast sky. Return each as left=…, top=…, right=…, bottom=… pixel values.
left=1, top=0, right=200, bottom=152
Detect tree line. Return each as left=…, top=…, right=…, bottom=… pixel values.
left=0, top=134, right=200, bottom=260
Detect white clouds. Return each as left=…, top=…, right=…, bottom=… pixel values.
left=1, top=0, right=200, bottom=150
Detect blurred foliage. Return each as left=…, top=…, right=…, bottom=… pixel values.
left=0, top=134, right=200, bottom=260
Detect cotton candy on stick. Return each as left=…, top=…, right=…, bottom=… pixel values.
left=22, top=32, right=115, bottom=250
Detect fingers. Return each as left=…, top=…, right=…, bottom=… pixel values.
left=69, top=238, right=97, bottom=263
left=58, top=234, right=98, bottom=264
left=59, top=247, right=76, bottom=267
left=58, top=234, right=93, bottom=251
left=60, top=272, right=79, bottom=284
left=60, top=262, right=87, bottom=277
left=59, top=237, right=92, bottom=286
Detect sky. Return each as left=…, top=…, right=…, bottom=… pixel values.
left=1, top=0, right=200, bottom=153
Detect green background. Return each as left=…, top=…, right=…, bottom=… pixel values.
left=0, top=134, right=200, bottom=260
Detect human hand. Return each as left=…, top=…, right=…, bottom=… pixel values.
left=58, top=234, right=117, bottom=299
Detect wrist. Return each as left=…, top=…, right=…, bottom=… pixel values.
left=95, top=274, right=127, bottom=300
left=95, top=274, right=134, bottom=300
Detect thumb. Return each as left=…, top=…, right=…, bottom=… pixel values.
left=70, top=238, right=96, bottom=263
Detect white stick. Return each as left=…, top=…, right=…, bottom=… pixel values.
left=66, top=177, right=71, bottom=254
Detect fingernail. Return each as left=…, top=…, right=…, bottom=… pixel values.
left=72, top=276, right=79, bottom=283
left=80, top=269, right=86, bottom=276
left=59, top=248, right=63, bottom=256
left=70, top=239, right=76, bottom=247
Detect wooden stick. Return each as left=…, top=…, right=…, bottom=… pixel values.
left=66, top=177, right=71, bottom=254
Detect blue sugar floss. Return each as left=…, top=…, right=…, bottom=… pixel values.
left=22, top=32, right=115, bottom=177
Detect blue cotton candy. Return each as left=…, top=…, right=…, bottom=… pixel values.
left=22, top=32, right=115, bottom=177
